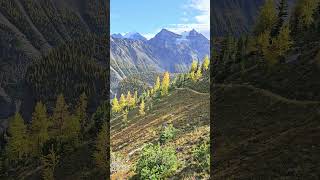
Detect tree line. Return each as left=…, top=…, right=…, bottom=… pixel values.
left=1, top=92, right=111, bottom=179
left=213, top=0, right=320, bottom=68
left=111, top=55, right=210, bottom=129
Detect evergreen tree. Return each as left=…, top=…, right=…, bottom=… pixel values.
left=272, top=0, right=289, bottom=37
left=254, top=0, right=277, bottom=35
left=314, top=1, right=320, bottom=34
left=147, top=89, right=150, bottom=97
left=94, top=122, right=109, bottom=174
left=31, top=101, right=50, bottom=155
left=257, top=30, right=271, bottom=57
left=236, top=36, right=248, bottom=72
left=126, top=91, right=134, bottom=109
left=190, top=60, right=198, bottom=73
left=111, top=97, right=120, bottom=113
left=290, top=0, right=319, bottom=38
left=190, top=71, right=196, bottom=81
left=154, top=76, right=161, bottom=92
left=202, top=55, right=210, bottom=71
left=299, top=0, right=319, bottom=26
left=236, top=36, right=247, bottom=60
left=6, top=113, right=30, bottom=161
left=142, top=91, right=147, bottom=99
left=211, top=47, right=219, bottom=62
left=273, top=24, right=292, bottom=57
left=126, top=91, right=132, bottom=103
left=75, top=92, right=87, bottom=135
left=61, top=115, right=81, bottom=145
left=256, top=30, right=279, bottom=66
left=134, top=91, right=138, bottom=104
left=91, top=101, right=109, bottom=135
left=161, top=72, right=170, bottom=96
left=139, top=100, right=145, bottom=116
left=41, top=147, right=59, bottom=180
left=220, top=35, right=237, bottom=63
left=119, top=94, right=126, bottom=110
left=246, top=36, right=259, bottom=54
left=131, top=94, right=137, bottom=108
left=196, top=66, right=202, bottom=80
left=52, top=94, right=69, bottom=135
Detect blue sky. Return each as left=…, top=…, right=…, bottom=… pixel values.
left=111, top=0, right=210, bottom=39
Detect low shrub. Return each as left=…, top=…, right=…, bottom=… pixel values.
left=193, top=140, right=210, bottom=172
left=159, top=124, right=178, bottom=144
left=136, top=143, right=179, bottom=179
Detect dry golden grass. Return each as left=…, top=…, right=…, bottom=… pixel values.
left=110, top=87, right=210, bottom=178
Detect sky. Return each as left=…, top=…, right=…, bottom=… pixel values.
left=111, top=0, right=210, bottom=39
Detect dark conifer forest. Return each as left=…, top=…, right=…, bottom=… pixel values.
left=0, top=0, right=110, bottom=179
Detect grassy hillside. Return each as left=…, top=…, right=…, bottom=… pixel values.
left=212, top=84, right=320, bottom=179
left=110, top=77, right=210, bottom=179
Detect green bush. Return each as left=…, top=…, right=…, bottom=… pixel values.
left=193, top=140, right=210, bottom=172
left=159, top=124, right=177, bottom=144
left=136, top=143, right=179, bottom=179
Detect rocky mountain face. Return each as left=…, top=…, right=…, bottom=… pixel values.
left=110, top=29, right=210, bottom=95
left=110, top=36, right=163, bottom=95
left=148, top=29, right=210, bottom=72
left=0, top=0, right=108, bottom=122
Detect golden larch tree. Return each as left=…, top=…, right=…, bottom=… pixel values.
left=161, top=72, right=170, bottom=96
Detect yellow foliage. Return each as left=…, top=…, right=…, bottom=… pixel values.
left=202, top=55, right=210, bottom=71
left=161, top=72, right=170, bottom=96
left=139, top=100, right=145, bottom=116
left=119, top=94, right=126, bottom=110
left=111, top=97, right=120, bottom=113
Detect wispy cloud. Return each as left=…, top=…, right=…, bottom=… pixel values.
left=163, top=0, right=210, bottom=39
left=143, top=0, right=210, bottom=40
left=189, top=0, right=210, bottom=24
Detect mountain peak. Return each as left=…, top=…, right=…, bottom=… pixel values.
left=189, top=29, right=198, bottom=35
left=159, top=28, right=171, bottom=33
left=111, top=33, right=123, bottom=39
left=187, top=29, right=208, bottom=41
left=153, top=29, right=181, bottom=40
left=123, top=32, right=147, bottom=41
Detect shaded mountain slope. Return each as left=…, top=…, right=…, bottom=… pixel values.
left=212, top=84, right=320, bottom=179
left=110, top=37, right=164, bottom=96
left=0, top=0, right=108, bottom=121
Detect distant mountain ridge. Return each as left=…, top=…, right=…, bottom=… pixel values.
left=110, top=29, right=210, bottom=96
left=112, top=32, right=147, bottom=41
